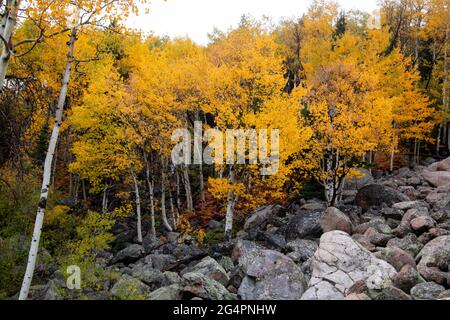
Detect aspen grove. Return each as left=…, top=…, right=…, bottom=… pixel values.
left=0, top=0, right=448, bottom=300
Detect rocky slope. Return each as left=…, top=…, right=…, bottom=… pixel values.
left=32, top=157, right=450, bottom=300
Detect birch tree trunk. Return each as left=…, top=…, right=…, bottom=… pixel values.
left=224, top=165, right=236, bottom=242
left=0, top=0, right=20, bottom=90
left=195, top=109, right=205, bottom=203
left=19, top=26, right=77, bottom=300
left=0, top=0, right=21, bottom=91
left=161, top=158, right=173, bottom=232
left=175, top=170, right=181, bottom=211
left=144, top=152, right=156, bottom=240
left=102, top=184, right=109, bottom=214
left=130, top=166, right=143, bottom=243
left=444, top=25, right=449, bottom=151
left=182, top=164, right=193, bottom=212
left=169, top=191, right=177, bottom=230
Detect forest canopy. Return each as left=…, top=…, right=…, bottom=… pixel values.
left=0, top=0, right=448, bottom=300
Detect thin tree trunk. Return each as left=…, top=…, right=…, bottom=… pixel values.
left=161, top=158, right=173, bottom=232
left=175, top=170, right=181, bottom=211
left=169, top=191, right=177, bottom=230
left=224, top=165, right=236, bottom=242
left=81, top=179, right=87, bottom=202
left=19, top=26, right=77, bottom=300
left=182, top=164, right=193, bottom=212
left=444, top=25, right=449, bottom=151
left=144, top=152, right=156, bottom=240
left=130, top=165, right=143, bottom=243
left=195, top=109, right=205, bottom=203
left=0, top=0, right=19, bottom=90
left=102, top=184, right=109, bottom=214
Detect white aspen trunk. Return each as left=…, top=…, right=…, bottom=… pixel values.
left=390, top=124, right=397, bottom=172
left=390, top=150, right=395, bottom=172
left=339, top=178, right=346, bottom=203
left=175, top=170, right=181, bottom=211
left=130, top=166, right=143, bottom=243
left=224, top=165, right=236, bottom=242
left=437, top=125, right=442, bottom=154
left=218, top=164, right=224, bottom=179
left=195, top=110, right=205, bottom=203
left=182, top=165, right=193, bottom=212
left=324, top=148, right=335, bottom=206
left=81, top=179, right=87, bottom=202
left=19, top=26, right=77, bottom=300
left=161, top=159, right=173, bottom=232
left=444, top=25, right=449, bottom=151
left=73, top=175, right=79, bottom=205
left=144, top=153, right=156, bottom=240
left=102, top=184, right=109, bottom=214
left=169, top=191, right=177, bottom=230
left=0, top=0, right=20, bottom=89
left=413, top=139, right=418, bottom=165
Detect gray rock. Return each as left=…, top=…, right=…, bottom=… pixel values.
left=354, top=218, right=392, bottom=235
left=392, top=265, right=424, bottom=293
left=416, top=235, right=450, bottom=285
left=381, top=207, right=404, bottom=220
left=301, top=231, right=397, bottom=300
left=185, top=257, right=230, bottom=286
left=393, top=201, right=429, bottom=211
left=238, top=249, right=307, bottom=300
left=144, top=254, right=176, bottom=271
left=300, top=201, right=327, bottom=211
left=364, top=227, right=394, bottom=246
left=410, top=282, right=445, bottom=300
left=244, top=205, right=281, bottom=233
left=207, top=220, right=223, bottom=229
left=373, top=286, right=412, bottom=300
left=182, top=272, right=236, bottom=300
left=212, top=257, right=232, bottom=274
left=110, top=244, right=145, bottom=265
left=286, top=239, right=319, bottom=263
left=258, top=232, right=286, bottom=250
left=43, top=280, right=61, bottom=300
left=166, top=232, right=180, bottom=243
left=375, top=247, right=417, bottom=272
left=148, top=284, right=182, bottom=300
left=355, top=184, right=409, bottom=211
left=142, top=235, right=163, bottom=254
left=438, top=290, right=450, bottom=300
left=410, top=216, right=436, bottom=233
left=280, top=210, right=323, bottom=240
left=110, top=274, right=151, bottom=299
left=131, top=264, right=180, bottom=289
left=386, top=234, right=424, bottom=257
left=320, top=207, right=353, bottom=234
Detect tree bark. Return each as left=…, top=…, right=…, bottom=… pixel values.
left=224, top=165, right=236, bottom=242
left=182, top=164, right=193, bottom=212
left=19, top=26, right=77, bottom=300
left=0, top=0, right=20, bottom=90
left=444, top=25, right=449, bottom=151
left=144, top=152, right=156, bottom=240
left=195, top=109, right=205, bottom=203
left=130, top=165, right=143, bottom=243
left=169, top=190, right=177, bottom=230
left=161, top=158, right=173, bottom=232
left=102, top=184, right=109, bottom=214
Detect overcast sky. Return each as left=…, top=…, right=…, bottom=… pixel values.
left=127, top=0, right=380, bottom=45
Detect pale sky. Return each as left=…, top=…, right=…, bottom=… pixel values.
left=127, top=0, right=380, bottom=45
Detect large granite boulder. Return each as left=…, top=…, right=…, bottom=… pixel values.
left=301, top=231, right=397, bottom=300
